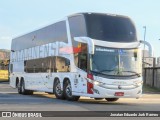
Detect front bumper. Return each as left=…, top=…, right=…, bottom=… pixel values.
left=91, top=85, right=142, bottom=98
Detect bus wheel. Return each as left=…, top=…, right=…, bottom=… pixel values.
left=18, top=82, right=22, bottom=94
left=64, top=80, right=80, bottom=101
left=21, top=80, right=33, bottom=95
left=54, top=79, right=65, bottom=99
left=105, top=98, right=119, bottom=102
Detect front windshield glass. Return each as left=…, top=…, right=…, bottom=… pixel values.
left=91, top=46, right=142, bottom=77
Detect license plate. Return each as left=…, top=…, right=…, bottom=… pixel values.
left=115, top=92, right=124, bottom=96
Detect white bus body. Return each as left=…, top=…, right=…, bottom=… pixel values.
left=10, top=13, right=143, bottom=101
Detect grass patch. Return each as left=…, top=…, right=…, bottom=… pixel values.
left=143, top=84, right=160, bottom=93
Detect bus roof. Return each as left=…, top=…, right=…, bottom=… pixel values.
left=68, top=12, right=130, bottom=19
left=11, top=12, right=134, bottom=51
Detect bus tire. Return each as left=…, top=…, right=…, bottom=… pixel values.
left=18, top=81, right=22, bottom=94
left=53, top=79, right=65, bottom=99
left=21, top=80, right=33, bottom=95
left=105, top=98, right=119, bottom=102
left=64, top=80, right=80, bottom=101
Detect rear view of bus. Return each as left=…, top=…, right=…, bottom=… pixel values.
left=69, top=13, right=142, bottom=101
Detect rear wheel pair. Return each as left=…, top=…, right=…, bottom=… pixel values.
left=18, top=80, right=33, bottom=95
left=54, top=79, right=80, bottom=101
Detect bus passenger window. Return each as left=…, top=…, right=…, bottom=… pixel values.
left=56, top=57, right=70, bottom=72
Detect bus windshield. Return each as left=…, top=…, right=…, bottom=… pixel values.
left=90, top=46, right=142, bottom=77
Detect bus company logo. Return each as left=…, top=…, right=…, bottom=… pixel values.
left=2, top=112, right=11, bottom=117
left=96, top=47, right=114, bottom=52
left=113, top=81, right=127, bottom=85
left=118, top=85, right=122, bottom=89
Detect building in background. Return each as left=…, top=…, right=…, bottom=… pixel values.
left=142, top=50, right=156, bottom=68
left=0, top=49, right=10, bottom=81
left=156, top=57, right=160, bottom=67
left=143, top=57, right=156, bottom=68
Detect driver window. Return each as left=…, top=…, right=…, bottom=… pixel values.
left=78, top=53, right=87, bottom=71
left=74, top=43, right=88, bottom=71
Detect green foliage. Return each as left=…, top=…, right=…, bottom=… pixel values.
left=143, top=84, right=160, bottom=93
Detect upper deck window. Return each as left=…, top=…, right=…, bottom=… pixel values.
left=84, top=14, right=137, bottom=42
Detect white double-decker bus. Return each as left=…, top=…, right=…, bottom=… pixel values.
left=10, top=13, right=142, bottom=101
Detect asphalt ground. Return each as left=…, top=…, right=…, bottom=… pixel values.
left=0, top=82, right=160, bottom=120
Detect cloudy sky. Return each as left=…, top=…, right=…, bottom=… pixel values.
left=0, top=0, right=160, bottom=57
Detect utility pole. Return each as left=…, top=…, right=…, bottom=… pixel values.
left=143, top=26, right=147, bottom=50
left=143, top=26, right=146, bottom=68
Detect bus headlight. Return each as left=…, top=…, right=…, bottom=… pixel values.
left=93, top=81, right=104, bottom=86
left=134, top=81, right=143, bottom=87
left=93, top=81, right=100, bottom=85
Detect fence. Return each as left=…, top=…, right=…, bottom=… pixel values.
left=143, top=67, right=160, bottom=89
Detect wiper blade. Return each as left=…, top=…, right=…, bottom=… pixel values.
left=91, top=70, right=141, bottom=77
left=90, top=70, right=116, bottom=77
left=91, top=70, right=102, bottom=74
left=122, top=71, right=141, bottom=77
left=99, top=69, right=115, bottom=72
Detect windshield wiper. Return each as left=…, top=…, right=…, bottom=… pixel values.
left=99, top=70, right=141, bottom=77
left=99, top=69, right=115, bottom=72
left=91, top=70, right=117, bottom=77
left=91, top=70, right=141, bottom=77
left=90, top=70, right=107, bottom=76
left=121, top=71, right=141, bottom=77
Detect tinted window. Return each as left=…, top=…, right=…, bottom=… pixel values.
left=12, top=21, right=68, bottom=51
left=25, top=57, right=56, bottom=73
left=55, top=21, right=68, bottom=42
left=69, top=15, right=87, bottom=38
left=69, top=15, right=87, bottom=47
left=56, top=57, right=70, bottom=72
left=91, top=46, right=142, bottom=78
left=74, top=43, right=88, bottom=71
left=84, top=14, right=137, bottom=42
left=25, top=56, right=70, bottom=73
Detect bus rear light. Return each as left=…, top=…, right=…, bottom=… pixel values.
left=87, top=82, right=93, bottom=94
left=114, top=92, right=124, bottom=96
left=87, top=73, right=94, bottom=80
left=87, top=73, right=94, bottom=94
